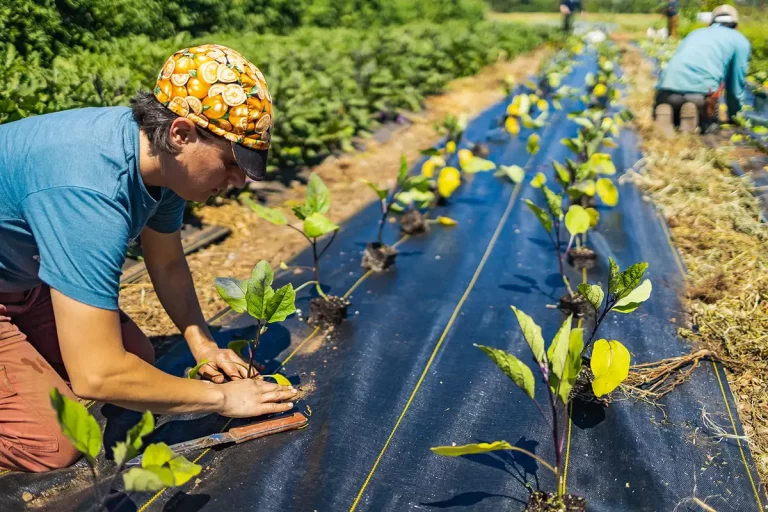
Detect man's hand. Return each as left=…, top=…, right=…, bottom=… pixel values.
left=193, top=343, right=264, bottom=383
left=560, top=4, right=571, bottom=15
left=219, top=379, right=298, bottom=418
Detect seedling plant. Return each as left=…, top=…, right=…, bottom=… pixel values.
left=50, top=390, right=200, bottom=511
left=432, top=259, right=652, bottom=510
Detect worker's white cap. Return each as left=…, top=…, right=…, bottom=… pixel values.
left=711, top=4, right=739, bottom=25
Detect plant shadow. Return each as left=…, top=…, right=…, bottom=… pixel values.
left=570, top=397, right=607, bottom=430
left=421, top=491, right=523, bottom=509
left=499, top=274, right=560, bottom=302
left=162, top=491, right=211, bottom=512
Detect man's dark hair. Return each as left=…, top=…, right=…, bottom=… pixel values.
left=130, top=91, right=215, bottom=155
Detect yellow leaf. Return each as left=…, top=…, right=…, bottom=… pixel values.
left=565, top=205, right=590, bottom=235
left=594, top=83, right=608, bottom=98
left=596, top=178, right=618, bottom=206
left=445, top=141, right=457, bottom=155
left=458, top=149, right=473, bottom=167
left=531, top=172, right=546, bottom=188
left=537, top=99, right=549, bottom=111
left=591, top=340, right=630, bottom=397
left=279, top=261, right=289, bottom=270
left=436, top=216, right=458, bottom=226
left=505, top=116, right=521, bottom=135
left=586, top=207, right=599, bottom=227
left=421, top=159, right=436, bottom=178
left=589, top=153, right=616, bottom=175
left=438, top=167, right=461, bottom=198
left=263, top=373, right=291, bottom=386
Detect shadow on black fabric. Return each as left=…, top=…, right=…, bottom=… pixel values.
left=162, top=491, right=211, bottom=512
left=570, top=397, right=607, bottom=430
left=421, top=491, right=524, bottom=509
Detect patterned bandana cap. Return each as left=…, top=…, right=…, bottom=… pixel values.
left=154, top=44, right=273, bottom=179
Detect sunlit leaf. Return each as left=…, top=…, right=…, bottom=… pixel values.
left=531, top=172, right=546, bottom=188
left=246, top=260, right=274, bottom=321
left=613, top=279, right=652, bottom=313
left=214, top=278, right=248, bottom=313
left=553, top=161, right=571, bottom=183
left=264, top=283, right=296, bottom=323
left=591, top=339, right=630, bottom=397
left=432, top=441, right=513, bottom=457
left=435, top=216, right=458, bottom=226
left=524, top=199, right=553, bottom=233
left=397, top=154, right=409, bottom=186
left=186, top=359, right=209, bottom=379
left=586, top=207, right=599, bottom=227
left=596, top=178, right=618, bottom=206
left=505, top=116, right=521, bottom=135
left=496, top=165, right=525, bottom=184
left=565, top=205, right=590, bottom=235
left=263, top=374, right=291, bottom=386
left=577, top=284, right=604, bottom=311
left=49, top=388, right=102, bottom=464
left=462, top=157, right=496, bottom=174
left=445, top=141, right=457, bottom=154
left=551, top=328, right=584, bottom=404
left=304, top=212, right=340, bottom=238
left=458, top=149, right=473, bottom=168
left=542, top=186, right=563, bottom=219
left=589, top=153, right=616, bottom=175
left=114, top=411, right=155, bottom=466
left=246, top=199, right=288, bottom=225
left=510, top=306, right=546, bottom=363
left=476, top=345, right=535, bottom=400
left=362, top=179, right=387, bottom=200
left=305, top=172, right=330, bottom=214
left=526, top=133, right=540, bottom=155
left=547, top=315, right=573, bottom=385
left=438, top=167, right=461, bottom=198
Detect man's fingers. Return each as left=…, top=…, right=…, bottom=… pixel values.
left=260, top=389, right=298, bottom=404
left=218, top=359, right=245, bottom=380
left=253, top=380, right=281, bottom=392
left=257, top=402, right=294, bottom=415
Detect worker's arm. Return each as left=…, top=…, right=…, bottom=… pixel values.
left=140, top=226, right=248, bottom=383
left=51, top=288, right=296, bottom=416
left=725, top=39, right=751, bottom=119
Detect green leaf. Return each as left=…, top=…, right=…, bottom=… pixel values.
left=186, top=359, right=209, bottom=379
left=264, top=283, right=296, bottom=323
left=553, top=161, right=571, bottom=183
left=362, top=179, right=387, bottom=200
left=49, top=388, right=101, bottom=464
left=496, top=165, right=525, bottom=184
left=591, top=339, right=630, bottom=397
left=608, top=258, right=621, bottom=296
left=614, top=262, right=648, bottom=301
left=524, top=199, right=553, bottom=233
left=397, top=154, right=409, bottom=186
left=431, top=441, right=513, bottom=457
left=552, top=328, right=584, bottom=404
left=291, top=204, right=314, bottom=221
left=304, top=212, right=340, bottom=238
left=565, top=205, right=590, bottom=236
left=542, top=186, right=563, bottom=220
left=526, top=133, right=540, bottom=155
left=589, top=153, right=616, bottom=175
left=547, top=315, right=573, bottom=384
left=531, top=172, right=546, bottom=188
left=114, top=411, right=155, bottom=466
left=246, top=260, right=274, bottom=321
left=215, top=277, right=248, bottom=313
left=227, top=340, right=249, bottom=357
left=574, top=117, right=594, bottom=130
left=123, top=466, right=174, bottom=492
left=561, top=138, right=580, bottom=155
left=577, top=284, right=604, bottom=311
left=476, top=345, right=535, bottom=400
left=510, top=306, right=546, bottom=363
left=613, top=279, right=652, bottom=313
left=462, top=157, right=496, bottom=174
left=596, top=178, right=618, bottom=206
left=246, top=199, right=288, bottom=225
left=306, top=172, right=330, bottom=214
left=142, top=442, right=175, bottom=467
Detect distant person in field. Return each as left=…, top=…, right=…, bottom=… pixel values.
left=560, top=0, right=581, bottom=33
left=0, top=44, right=297, bottom=473
left=654, top=4, right=751, bottom=135
left=664, top=0, right=679, bottom=37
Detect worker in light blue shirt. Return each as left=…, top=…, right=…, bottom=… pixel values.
left=654, top=4, right=751, bottom=135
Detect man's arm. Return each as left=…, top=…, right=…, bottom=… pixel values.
left=51, top=289, right=296, bottom=416
left=725, top=39, right=751, bottom=119
left=140, top=226, right=247, bottom=382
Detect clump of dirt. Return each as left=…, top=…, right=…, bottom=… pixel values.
left=471, top=142, right=490, bottom=158
left=294, top=380, right=317, bottom=401
left=308, top=296, right=350, bottom=328
left=568, top=247, right=597, bottom=270
left=569, top=366, right=609, bottom=406
left=688, top=272, right=730, bottom=304
left=525, top=492, right=586, bottom=511
left=361, top=242, right=398, bottom=272
left=400, top=210, right=430, bottom=235
left=559, top=293, right=592, bottom=318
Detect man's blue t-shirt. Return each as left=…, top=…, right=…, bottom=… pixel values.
left=0, top=107, right=185, bottom=310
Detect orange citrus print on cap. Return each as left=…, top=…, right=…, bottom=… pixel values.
left=154, top=44, right=273, bottom=150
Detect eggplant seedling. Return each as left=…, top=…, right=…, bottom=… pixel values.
left=432, top=262, right=651, bottom=509
left=50, top=390, right=200, bottom=511
left=214, top=260, right=296, bottom=377
left=362, top=155, right=433, bottom=271
left=245, top=175, right=347, bottom=327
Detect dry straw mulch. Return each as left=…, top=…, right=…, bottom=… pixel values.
left=621, top=44, right=768, bottom=490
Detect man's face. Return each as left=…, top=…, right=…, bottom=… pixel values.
left=166, top=118, right=247, bottom=202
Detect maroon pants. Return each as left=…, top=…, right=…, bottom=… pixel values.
left=0, top=285, right=154, bottom=472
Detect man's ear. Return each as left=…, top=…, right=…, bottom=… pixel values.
left=169, top=117, right=199, bottom=147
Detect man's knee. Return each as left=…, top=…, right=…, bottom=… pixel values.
left=0, top=421, right=81, bottom=472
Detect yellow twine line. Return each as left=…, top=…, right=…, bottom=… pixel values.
left=349, top=182, right=523, bottom=511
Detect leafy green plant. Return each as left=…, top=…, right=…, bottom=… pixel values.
left=432, top=260, right=651, bottom=507
left=214, top=260, right=296, bottom=377
left=50, top=388, right=200, bottom=510
left=247, top=172, right=339, bottom=299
